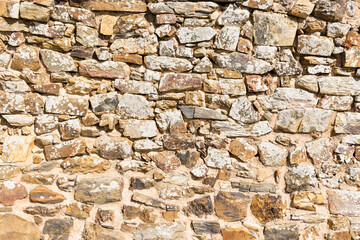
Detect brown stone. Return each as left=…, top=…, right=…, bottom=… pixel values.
left=346, top=31, right=360, bottom=46
left=65, top=203, right=91, bottom=219
left=114, top=13, right=149, bottom=34
left=61, top=156, right=110, bottom=174
left=328, top=231, right=351, bottom=240
left=43, top=218, right=73, bottom=240
left=24, top=206, right=60, bottom=217
left=75, top=178, right=123, bottom=204
left=289, top=147, right=308, bottom=165
left=250, top=194, right=286, bottom=223
left=192, top=221, right=220, bottom=235
left=11, top=45, right=41, bottom=71
left=0, top=214, right=40, bottom=240
left=32, top=83, right=62, bottom=96
left=70, top=0, right=147, bottom=12
left=291, top=191, right=325, bottom=211
left=123, top=205, right=141, bottom=220
left=163, top=134, right=196, bottom=150
left=29, top=186, right=66, bottom=204
left=20, top=2, right=50, bottom=22
left=59, top=119, right=80, bottom=140
left=148, top=151, right=181, bottom=172
left=44, top=138, right=86, bottom=160
left=163, top=211, right=178, bottom=221
left=0, top=166, right=21, bottom=180
left=156, top=14, right=176, bottom=24
left=0, top=181, right=27, bottom=206
left=21, top=174, right=56, bottom=185
left=328, top=189, right=360, bottom=217
left=113, top=54, right=143, bottom=65
left=159, top=73, right=203, bottom=93
left=222, top=228, right=255, bottom=240
left=185, top=196, right=213, bottom=217
left=96, top=136, right=133, bottom=160
left=131, top=192, right=167, bottom=209
left=177, top=149, right=200, bottom=168
left=246, top=75, right=268, bottom=92
left=229, top=138, right=257, bottom=162
left=82, top=222, right=126, bottom=240
left=215, top=191, right=250, bottom=221
left=79, top=60, right=130, bottom=79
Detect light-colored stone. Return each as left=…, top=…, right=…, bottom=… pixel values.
left=258, top=88, right=318, bottom=111
left=297, top=35, right=334, bottom=56
left=253, top=11, right=298, bottom=46
left=258, top=142, right=287, bottom=166
left=215, top=52, right=273, bottom=74
left=119, top=120, right=158, bottom=139
left=177, top=27, right=217, bottom=44
left=229, top=97, right=259, bottom=124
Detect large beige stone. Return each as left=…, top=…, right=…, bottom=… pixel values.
left=0, top=214, right=40, bottom=240
left=2, top=136, right=35, bottom=163
left=253, top=11, right=298, bottom=46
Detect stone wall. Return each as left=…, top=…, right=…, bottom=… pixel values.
left=0, top=0, right=360, bottom=239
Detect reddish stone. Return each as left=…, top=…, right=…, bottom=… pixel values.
left=214, top=191, right=250, bottom=221
left=0, top=181, right=27, bottom=206
left=147, top=151, right=181, bottom=172
left=159, top=73, right=203, bottom=93
left=29, top=186, right=66, bottom=204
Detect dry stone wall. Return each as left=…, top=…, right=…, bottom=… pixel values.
left=0, top=0, right=360, bottom=239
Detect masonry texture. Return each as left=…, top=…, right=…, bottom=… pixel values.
left=0, top=0, right=360, bottom=239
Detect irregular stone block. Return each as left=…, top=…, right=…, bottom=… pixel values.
left=215, top=52, right=273, bottom=74
left=297, top=35, right=334, bottom=56
left=45, top=96, right=88, bottom=116
left=44, top=138, right=86, bottom=160
left=253, top=11, right=298, bottom=46
left=328, top=189, right=360, bottom=216
left=75, top=178, right=123, bottom=204
left=79, top=60, right=130, bottom=79
left=214, top=191, right=250, bottom=221
left=177, top=27, right=217, bottom=44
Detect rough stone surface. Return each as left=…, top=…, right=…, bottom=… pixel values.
left=75, top=178, right=123, bottom=204
left=253, top=11, right=298, bottom=46
left=0, top=1, right=359, bottom=239
left=214, top=191, right=250, bottom=221
left=250, top=194, right=286, bottom=223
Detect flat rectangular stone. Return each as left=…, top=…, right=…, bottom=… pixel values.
left=318, top=77, right=360, bottom=96
left=297, top=35, right=334, bottom=56
left=75, top=178, right=123, bottom=204
left=44, top=138, right=86, bottom=160
left=212, top=121, right=272, bottom=137
left=159, top=73, right=202, bottom=93
left=328, top=189, right=360, bottom=217
left=70, top=0, right=147, bottom=12
left=45, top=96, right=88, bottom=116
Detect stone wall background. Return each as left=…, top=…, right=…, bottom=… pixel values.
left=0, top=0, right=360, bottom=239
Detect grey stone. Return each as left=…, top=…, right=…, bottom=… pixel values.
left=177, top=27, right=217, bottom=44
left=215, top=52, right=273, bottom=74
left=229, top=97, right=259, bottom=124
left=285, top=164, right=317, bottom=192
left=258, top=142, right=288, bottom=166
left=257, top=88, right=318, bottom=111
left=117, top=94, right=154, bottom=120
